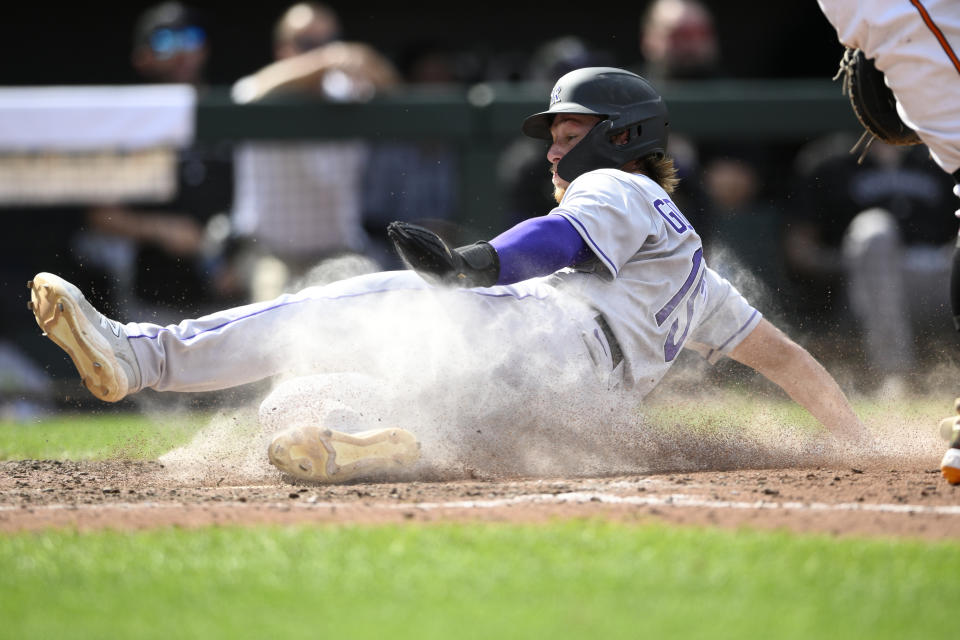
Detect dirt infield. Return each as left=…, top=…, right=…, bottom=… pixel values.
left=5, top=373, right=959, bottom=540
left=2, top=459, right=958, bottom=540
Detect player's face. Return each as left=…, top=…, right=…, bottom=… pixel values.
left=548, top=114, right=601, bottom=201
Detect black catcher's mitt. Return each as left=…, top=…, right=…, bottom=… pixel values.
left=835, top=47, right=922, bottom=160
left=386, top=221, right=500, bottom=288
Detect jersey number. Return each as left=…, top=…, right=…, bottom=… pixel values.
left=655, top=247, right=704, bottom=362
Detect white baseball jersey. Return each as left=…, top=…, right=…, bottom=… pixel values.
left=548, top=168, right=761, bottom=397
left=818, top=0, right=960, bottom=175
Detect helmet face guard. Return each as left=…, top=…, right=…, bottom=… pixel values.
left=522, top=67, right=669, bottom=183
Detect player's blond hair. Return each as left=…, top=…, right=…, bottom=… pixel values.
left=629, top=154, right=680, bottom=194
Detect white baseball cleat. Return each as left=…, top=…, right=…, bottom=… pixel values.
left=27, top=272, right=141, bottom=403
left=268, top=425, right=420, bottom=483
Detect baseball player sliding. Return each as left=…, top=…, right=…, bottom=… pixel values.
left=816, top=0, right=960, bottom=483
left=28, top=67, right=870, bottom=483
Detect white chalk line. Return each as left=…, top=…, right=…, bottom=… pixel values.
left=3, top=490, right=960, bottom=517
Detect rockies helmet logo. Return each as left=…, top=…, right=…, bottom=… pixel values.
left=550, top=85, right=562, bottom=106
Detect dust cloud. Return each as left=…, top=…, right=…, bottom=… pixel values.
left=158, top=257, right=953, bottom=486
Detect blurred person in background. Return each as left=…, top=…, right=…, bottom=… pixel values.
left=228, top=2, right=400, bottom=299
left=75, top=1, right=236, bottom=326
left=784, top=135, right=957, bottom=395
left=361, top=39, right=462, bottom=269
left=695, top=149, right=785, bottom=300
left=631, top=0, right=729, bottom=233
left=635, top=0, right=722, bottom=84
left=129, top=1, right=211, bottom=87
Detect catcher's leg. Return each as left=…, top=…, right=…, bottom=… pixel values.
left=940, top=397, right=960, bottom=484
left=951, top=236, right=960, bottom=331
left=942, top=235, right=960, bottom=483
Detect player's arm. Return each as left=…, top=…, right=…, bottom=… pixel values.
left=728, top=318, right=870, bottom=444
left=388, top=215, right=591, bottom=287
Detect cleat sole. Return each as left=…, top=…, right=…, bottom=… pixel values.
left=29, top=273, right=127, bottom=402
left=268, top=425, right=419, bottom=483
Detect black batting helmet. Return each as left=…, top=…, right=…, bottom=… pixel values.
left=522, top=67, right=669, bottom=183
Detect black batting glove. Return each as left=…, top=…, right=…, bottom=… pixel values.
left=387, top=221, right=500, bottom=288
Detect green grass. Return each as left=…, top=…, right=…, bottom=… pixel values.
left=644, top=389, right=948, bottom=435
left=0, top=392, right=944, bottom=462
left=0, top=413, right=206, bottom=460
left=1, top=522, right=957, bottom=640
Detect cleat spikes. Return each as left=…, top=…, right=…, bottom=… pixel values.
left=26, top=272, right=139, bottom=403
left=268, top=425, right=420, bottom=483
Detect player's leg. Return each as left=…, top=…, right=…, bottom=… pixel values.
left=29, top=270, right=431, bottom=401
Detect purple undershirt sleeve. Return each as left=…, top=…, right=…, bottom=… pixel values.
left=489, top=215, right=593, bottom=285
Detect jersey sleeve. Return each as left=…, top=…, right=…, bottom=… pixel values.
left=685, top=267, right=763, bottom=364
left=549, top=170, right=655, bottom=279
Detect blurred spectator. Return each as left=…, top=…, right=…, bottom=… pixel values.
left=785, top=135, right=958, bottom=393
left=231, top=3, right=397, bottom=104
left=695, top=149, right=785, bottom=299
left=631, top=0, right=728, bottom=228
left=635, top=0, right=722, bottom=84
left=75, top=1, right=235, bottom=324
left=130, top=1, right=211, bottom=87
left=362, top=39, right=462, bottom=269
left=228, top=2, right=399, bottom=300
left=525, top=36, right=616, bottom=84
